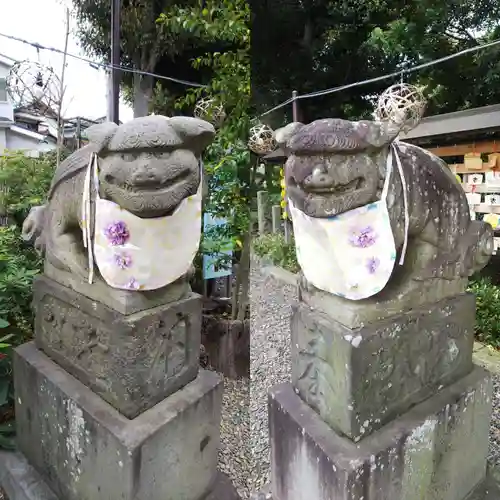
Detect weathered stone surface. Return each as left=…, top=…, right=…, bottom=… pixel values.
left=275, top=119, right=493, bottom=304
left=44, top=261, right=190, bottom=315
left=298, top=271, right=467, bottom=329
left=292, top=293, right=475, bottom=440
left=0, top=452, right=240, bottom=500
left=269, top=366, right=493, bottom=500
left=250, top=468, right=500, bottom=500
left=33, top=275, right=201, bottom=418
left=466, top=465, right=500, bottom=500
left=0, top=451, right=58, bottom=500
left=14, top=342, right=222, bottom=500
left=203, top=472, right=242, bottom=500
left=22, top=115, right=215, bottom=284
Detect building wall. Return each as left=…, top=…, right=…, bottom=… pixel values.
left=0, top=61, right=14, bottom=122
left=0, top=129, right=6, bottom=152
left=0, top=61, right=10, bottom=80
left=5, top=129, right=55, bottom=155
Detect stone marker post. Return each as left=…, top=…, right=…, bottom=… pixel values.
left=266, top=117, right=500, bottom=500
left=0, top=116, right=239, bottom=500
left=257, top=190, right=270, bottom=235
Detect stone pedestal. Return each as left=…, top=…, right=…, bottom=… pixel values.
left=292, top=294, right=475, bottom=440
left=0, top=275, right=239, bottom=500
left=269, top=294, right=498, bottom=500
left=10, top=342, right=226, bottom=500
left=33, top=275, right=201, bottom=418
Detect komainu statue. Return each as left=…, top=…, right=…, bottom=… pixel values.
left=276, top=118, right=493, bottom=307
left=22, top=115, right=215, bottom=292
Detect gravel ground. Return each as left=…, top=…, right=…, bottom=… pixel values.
left=247, top=260, right=500, bottom=491
left=489, top=376, right=500, bottom=464
left=218, top=376, right=250, bottom=499
left=248, top=261, right=295, bottom=493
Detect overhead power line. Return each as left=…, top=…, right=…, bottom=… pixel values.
left=0, top=31, right=207, bottom=88
left=260, top=37, right=500, bottom=117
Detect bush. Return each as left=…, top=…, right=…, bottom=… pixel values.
left=0, top=150, right=56, bottom=447
left=467, top=277, right=500, bottom=348
left=253, top=233, right=300, bottom=273
left=0, top=150, right=55, bottom=224
left=252, top=234, right=500, bottom=349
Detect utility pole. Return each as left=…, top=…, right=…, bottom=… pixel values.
left=110, top=0, right=121, bottom=124
left=76, top=116, right=81, bottom=150
left=284, top=90, right=301, bottom=243
left=56, top=7, right=70, bottom=168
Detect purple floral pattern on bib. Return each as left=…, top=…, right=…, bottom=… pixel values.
left=125, top=277, right=140, bottom=290
left=349, top=226, right=377, bottom=248
left=114, top=252, right=132, bottom=269
left=366, top=257, right=380, bottom=274
left=104, top=221, right=130, bottom=246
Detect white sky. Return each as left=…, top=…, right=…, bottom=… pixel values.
left=0, top=0, right=133, bottom=122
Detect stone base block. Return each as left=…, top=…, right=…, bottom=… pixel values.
left=0, top=452, right=241, bottom=500
left=33, top=275, right=201, bottom=418
left=269, top=366, right=493, bottom=500
left=14, top=342, right=222, bottom=500
left=292, top=293, right=475, bottom=440
left=251, top=471, right=500, bottom=500
left=298, top=271, right=467, bottom=329
left=44, top=261, right=189, bottom=315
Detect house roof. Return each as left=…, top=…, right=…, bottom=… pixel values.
left=9, top=125, right=47, bottom=141
left=0, top=117, right=13, bottom=128
left=400, top=104, right=500, bottom=142
left=0, top=53, right=16, bottom=69
left=263, top=147, right=287, bottom=161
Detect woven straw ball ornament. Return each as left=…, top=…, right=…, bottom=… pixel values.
left=375, top=83, right=427, bottom=132
left=248, top=123, right=276, bottom=155
left=194, top=98, right=226, bottom=127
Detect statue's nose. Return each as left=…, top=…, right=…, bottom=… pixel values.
left=304, top=166, right=335, bottom=190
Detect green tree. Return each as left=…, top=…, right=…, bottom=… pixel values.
left=252, top=0, right=500, bottom=123
left=366, top=0, right=500, bottom=115
left=72, top=0, right=211, bottom=116
left=158, top=0, right=252, bottom=321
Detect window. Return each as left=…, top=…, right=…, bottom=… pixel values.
left=0, top=79, right=6, bottom=102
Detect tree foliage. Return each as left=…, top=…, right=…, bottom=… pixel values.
left=252, top=0, right=500, bottom=123
left=71, top=0, right=239, bottom=116
left=158, top=0, right=252, bottom=320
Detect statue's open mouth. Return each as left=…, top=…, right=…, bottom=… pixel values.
left=302, top=176, right=364, bottom=195
left=101, top=168, right=199, bottom=218
left=104, top=168, right=193, bottom=195
left=286, top=172, right=375, bottom=217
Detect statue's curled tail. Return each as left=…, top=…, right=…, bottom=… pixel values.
left=22, top=205, right=46, bottom=255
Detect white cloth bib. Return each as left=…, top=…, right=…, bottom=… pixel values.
left=81, top=153, right=202, bottom=291
left=289, top=143, right=408, bottom=300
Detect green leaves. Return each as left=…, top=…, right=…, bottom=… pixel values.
left=468, top=277, right=500, bottom=349
left=0, top=150, right=51, bottom=450
left=253, top=234, right=300, bottom=274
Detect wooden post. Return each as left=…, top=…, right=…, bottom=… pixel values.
left=76, top=117, right=81, bottom=151
left=257, top=190, right=269, bottom=235
left=283, top=90, right=301, bottom=243
left=110, top=0, right=121, bottom=125
left=292, top=90, right=300, bottom=122
left=284, top=218, right=292, bottom=243
left=272, top=205, right=281, bottom=233
left=56, top=7, right=70, bottom=168
left=0, top=183, right=9, bottom=227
